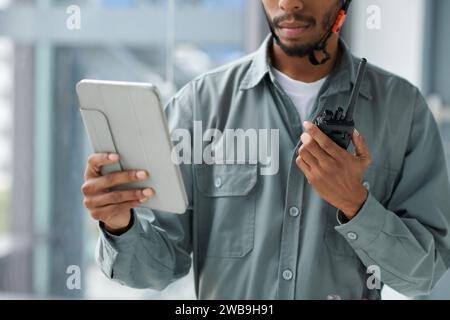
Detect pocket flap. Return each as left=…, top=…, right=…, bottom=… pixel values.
left=195, top=164, right=258, bottom=197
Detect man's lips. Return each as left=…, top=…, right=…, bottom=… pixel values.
left=277, top=23, right=310, bottom=38
left=278, top=21, right=310, bottom=29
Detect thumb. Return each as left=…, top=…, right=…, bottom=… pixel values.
left=352, top=129, right=371, bottom=165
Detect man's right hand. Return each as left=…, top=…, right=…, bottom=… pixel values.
left=82, top=153, right=155, bottom=235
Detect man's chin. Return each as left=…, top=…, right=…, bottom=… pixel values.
left=274, top=39, right=315, bottom=57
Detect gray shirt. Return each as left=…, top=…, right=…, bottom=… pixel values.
left=96, top=36, right=450, bottom=300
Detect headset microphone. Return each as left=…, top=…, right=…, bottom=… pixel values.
left=308, top=0, right=352, bottom=65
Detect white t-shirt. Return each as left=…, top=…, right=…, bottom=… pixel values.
left=272, top=68, right=327, bottom=123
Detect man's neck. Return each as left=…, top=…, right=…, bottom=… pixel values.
left=270, top=34, right=340, bottom=83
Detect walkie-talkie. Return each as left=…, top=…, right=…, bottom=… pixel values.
left=314, top=58, right=368, bottom=150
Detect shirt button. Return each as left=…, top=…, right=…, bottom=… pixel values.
left=282, top=269, right=293, bottom=281
left=363, top=181, right=370, bottom=190
left=347, top=232, right=358, bottom=241
left=327, top=294, right=342, bottom=300
left=289, top=207, right=300, bottom=217
left=214, top=177, right=222, bottom=188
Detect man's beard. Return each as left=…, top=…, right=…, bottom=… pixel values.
left=265, top=8, right=338, bottom=58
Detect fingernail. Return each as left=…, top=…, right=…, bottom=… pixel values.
left=108, top=153, right=119, bottom=161
left=140, top=198, right=148, bottom=204
left=354, top=129, right=360, bottom=137
left=303, top=121, right=313, bottom=130
left=143, top=188, right=154, bottom=197
left=136, top=171, right=148, bottom=180
left=300, top=133, right=311, bottom=144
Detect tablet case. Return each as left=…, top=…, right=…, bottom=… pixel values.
left=77, top=80, right=188, bottom=214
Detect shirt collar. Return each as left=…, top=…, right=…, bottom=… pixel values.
left=239, top=35, right=272, bottom=91
left=239, top=34, right=373, bottom=101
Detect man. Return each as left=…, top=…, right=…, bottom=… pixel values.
left=82, top=0, right=450, bottom=299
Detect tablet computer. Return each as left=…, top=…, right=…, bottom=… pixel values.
left=76, top=80, right=188, bottom=214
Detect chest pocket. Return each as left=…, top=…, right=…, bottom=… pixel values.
left=195, top=164, right=258, bottom=258
left=324, top=164, right=399, bottom=257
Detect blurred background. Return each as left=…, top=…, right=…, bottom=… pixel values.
left=0, top=0, right=449, bottom=299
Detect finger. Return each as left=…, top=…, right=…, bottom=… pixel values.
left=298, top=146, right=319, bottom=169
left=100, top=170, right=150, bottom=191
left=352, top=129, right=372, bottom=166
left=296, top=155, right=311, bottom=172
left=296, top=156, right=313, bottom=183
left=303, top=121, right=344, bottom=159
left=83, top=170, right=149, bottom=195
left=300, top=132, right=334, bottom=165
left=90, top=201, right=140, bottom=222
left=85, top=188, right=155, bottom=209
left=85, top=153, right=120, bottom=179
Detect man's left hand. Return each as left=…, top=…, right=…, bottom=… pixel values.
left=296, top=121, right=372, bottom=220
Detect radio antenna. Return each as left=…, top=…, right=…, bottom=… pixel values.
left=345, top=58, right=367, bottom=122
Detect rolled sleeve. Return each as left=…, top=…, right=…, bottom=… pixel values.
left=335, top=193, right=387, bottom=250
left=99, top=209, right=141, bottom=246
left=96, top=210, right=142, bottom=280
